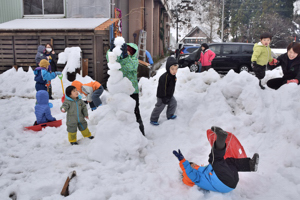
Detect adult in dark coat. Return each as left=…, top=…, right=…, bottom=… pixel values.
left=267, top=42, right=300, bottom=90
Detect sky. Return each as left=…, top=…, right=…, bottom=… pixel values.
left=0, top=58, right=300, bottom=199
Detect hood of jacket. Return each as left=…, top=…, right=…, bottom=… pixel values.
left=165, top=57, right=178, bottom=74
left=127, top=43, right=138, bottom=58
left=37, top=45, right=45, bottom=54
left=65, top=94, right=82, bottom=101
left=36, top=90, right=49, bottom=105
left=254, top=42, right=267, bottom=48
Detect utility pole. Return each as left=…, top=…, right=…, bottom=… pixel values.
left=176, top=11, right=178, bottom=44
left=221, top=0, right=224, bottom=42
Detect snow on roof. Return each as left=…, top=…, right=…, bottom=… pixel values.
left=0, top=18, right=109, bottom=30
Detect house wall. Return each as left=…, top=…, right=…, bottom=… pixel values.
left=153, top=2, right=160, bottom=57
left=145, top=0, right=154, bottom=57
left=128, top=0, right=143, bottom=44
left=0, top=31, right=109, bottom=84
left=0, top=0, right=22, bottom=23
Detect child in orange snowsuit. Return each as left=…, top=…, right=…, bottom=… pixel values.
left=71, top=80, right=104, bottom=111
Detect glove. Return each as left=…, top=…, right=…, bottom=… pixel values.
left=110, top=38, right=115, bottom=51
left=268, top=58, right=278, bottom=66
left=251, top=61, right=257, bottom=68
left=48, top=102, right=53, bottom=108
left=55, top=71, right=62, bottom=75
left=287, top=79, right=299, bottom=84
left=173, top=149, right=184, bottom=161
left=162, top=97, right=170, bottom=104
left=121, top=43, right=128, bottom=58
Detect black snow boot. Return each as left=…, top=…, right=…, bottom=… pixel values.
left=88, top=136, right=94, bottom=139
left=70, top=142, right=78, bottom=145
left=211, top=126, right=228, bottom=150
left=259, top=80, right=265, bottom=90
left=249, top=153, right=259, bottom=171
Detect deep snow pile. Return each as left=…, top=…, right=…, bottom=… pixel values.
left=0, top=64, right=300, bottom=200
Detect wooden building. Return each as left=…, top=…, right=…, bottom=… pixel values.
left=0, top=18, right=119, bottom=84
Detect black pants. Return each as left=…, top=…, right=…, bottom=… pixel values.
left=208, top=144, right=251, bottom=189
left=267, top=78, right=287, bottom=90
left=130, top=93, right=145, bottom=136
left=253, top=65, right=266, bottom=79
left=130, top=93, right=142, bottom=122
left=201, top=65, right=211, bottom=72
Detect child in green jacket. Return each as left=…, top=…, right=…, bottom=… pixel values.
left=251, top=32, right=276, bottom=89
left=60, top=85, right=94, bottom=145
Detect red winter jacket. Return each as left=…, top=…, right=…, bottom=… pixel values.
left=199, top=49, right=216, bottom=67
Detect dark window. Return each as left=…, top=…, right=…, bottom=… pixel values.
left=242, top=45, right=254, bottom=54
left=24, top=0, right=64, bottom=15
left=23, top=0, right=43, bottom=15
left=209, top=45, right=221, bottom=55
left=223, top=45, right=240, bottom=54
left=186, top=47, right=199, bottom=53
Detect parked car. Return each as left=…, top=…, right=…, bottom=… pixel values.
left=178, top=42, right=257, bottom=73
left=177, top=44, right=201, bottom=71
left=208, top=42, right=254, bottom=73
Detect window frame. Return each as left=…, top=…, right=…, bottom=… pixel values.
left=22, top=0, right=65, bottom=18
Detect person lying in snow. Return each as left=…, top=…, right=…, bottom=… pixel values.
left=71, top=80, right=104, bottom=111
left=173, top=126, right=259, bottom=193
left=34, top=90, right=56, bottom=125
left=60, top=86, right=94, bottom=145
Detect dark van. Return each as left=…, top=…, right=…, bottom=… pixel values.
left=209, top=42, right=254, bottom=72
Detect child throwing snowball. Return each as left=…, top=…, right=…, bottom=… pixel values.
left=60, top=86, right=94, bottom=145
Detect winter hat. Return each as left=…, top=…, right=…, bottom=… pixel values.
left=127, top=45, right=135, bottom=55
left=71, top=80, right=83, bottom=93
left=165, top=57, right=178, bottom=74
left=39, top=59, right=50, bottom=68
left=201, top=43, right=209, bottom=51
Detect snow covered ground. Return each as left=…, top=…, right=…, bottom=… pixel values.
left=1, top=63, right=300, bottom=200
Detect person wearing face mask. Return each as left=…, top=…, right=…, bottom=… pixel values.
left=267, top=42, right=300, bottom=90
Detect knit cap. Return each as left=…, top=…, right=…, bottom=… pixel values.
left=39, top=59, right=50, bottom=68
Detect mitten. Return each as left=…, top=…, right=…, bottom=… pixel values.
left=287, top=79, right=299, bottom=84
left=268, top=58, right=278, bottom=66
left=173, top=149, right=184, bottom=161
left=251, top=61, right=257, bottom=68
left=55, top=71, right=62, bottom=75
left=121, top=43, right=128, bottom=58
left=110, top=38, right=115, bottom=52
left=162, top=97, right=170, bottom=104
left=48, top=103, right=53, bottom=108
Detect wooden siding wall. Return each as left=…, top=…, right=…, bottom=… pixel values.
left=0, top=35, right=97, bottom=80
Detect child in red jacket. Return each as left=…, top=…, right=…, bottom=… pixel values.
left=198, top=43, right=216, bottom=72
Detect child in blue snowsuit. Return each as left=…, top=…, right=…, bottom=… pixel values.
left=34, top=59, right=61, bottom=92
left=173, top=126, right=259, bottom=193
left=35, top=90, right=56, bottom=125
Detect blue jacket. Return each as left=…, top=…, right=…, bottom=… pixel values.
left=180, top=159, right=234, bottom=193
left=35, top=90, right=56, bottom=124
left=34, top=67, right=56, bottom=91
